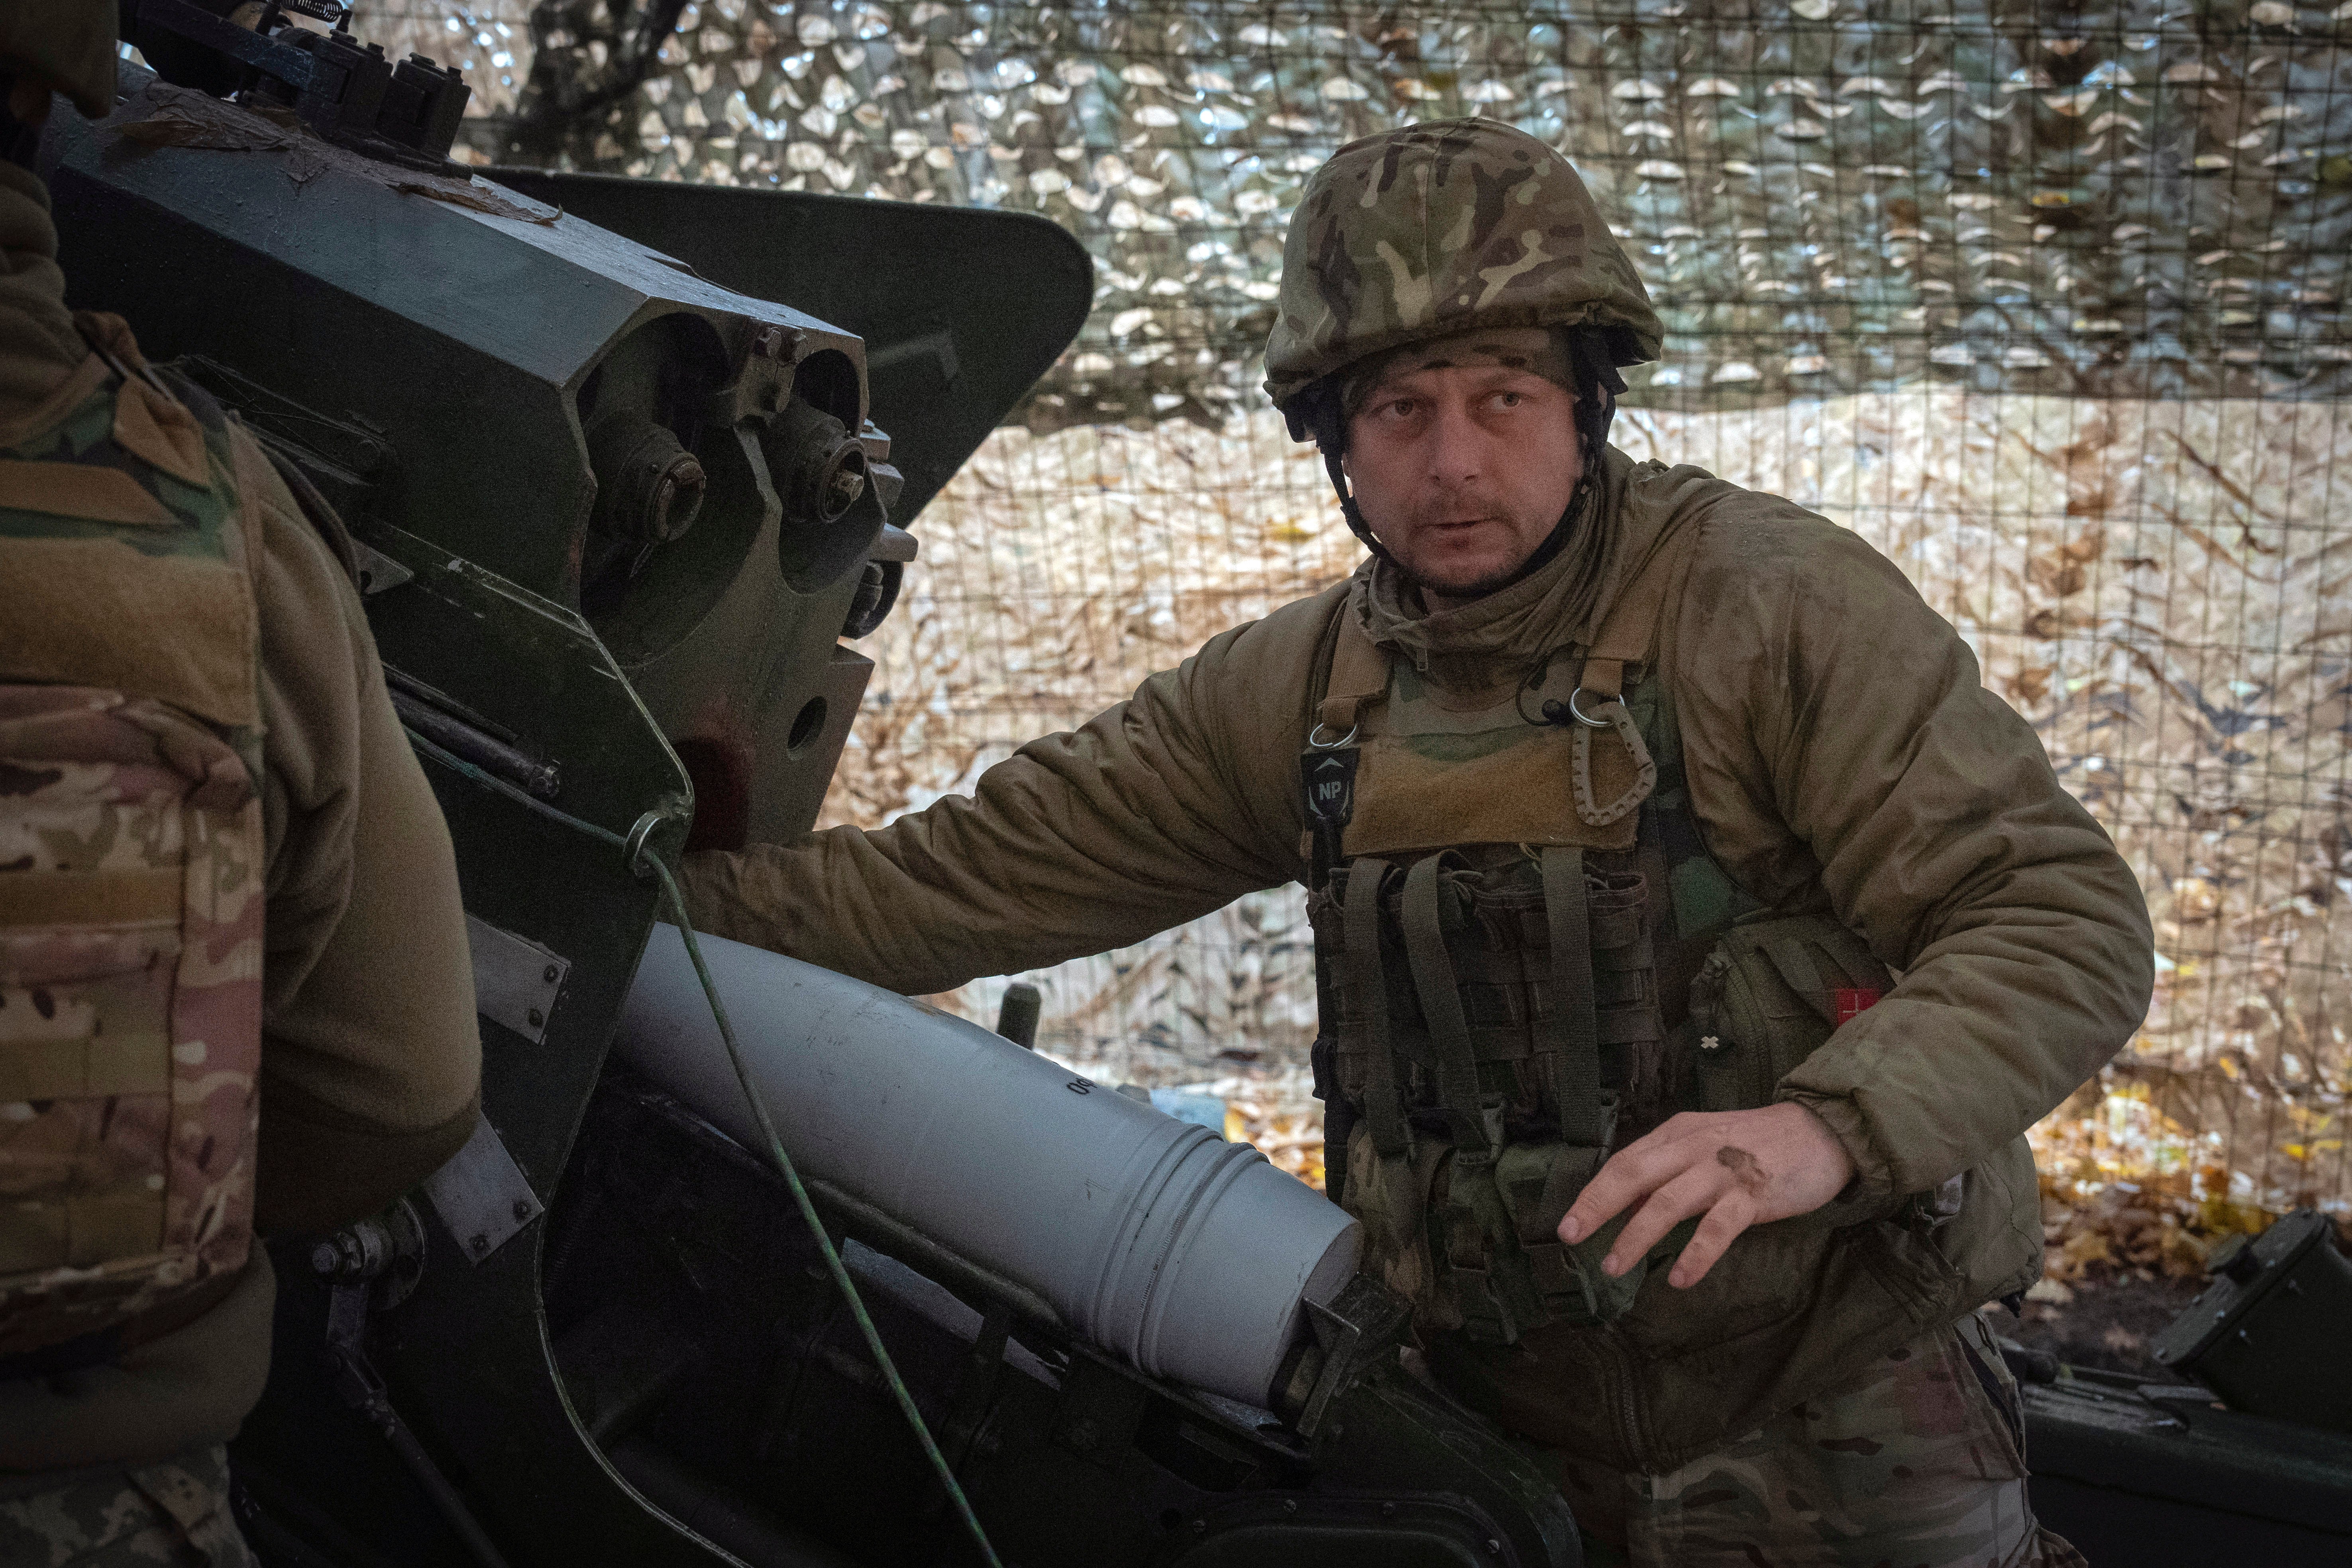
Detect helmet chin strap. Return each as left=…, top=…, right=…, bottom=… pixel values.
left=1311, top=336, right=1626, bottom=597
left=1321, top=444, right=1396, bottom=565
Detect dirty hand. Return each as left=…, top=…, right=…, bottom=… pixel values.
left=1555, top=1103, right=1855, bottom=1289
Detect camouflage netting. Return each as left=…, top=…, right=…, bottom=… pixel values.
left=378, top=0, right=2352, bottom=426
left=359, top=2, right=2352, bottom=1225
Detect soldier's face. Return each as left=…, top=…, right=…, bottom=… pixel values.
left=1343, top=365, right=1583, bottom=605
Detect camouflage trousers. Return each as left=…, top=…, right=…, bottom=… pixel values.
left=0, top=1446, right=257, bottom=1568
left=1551, top=1312, right=2087, bottom=1568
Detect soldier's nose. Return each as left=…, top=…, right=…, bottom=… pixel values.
left=1424, top=403, right=1485, bottom=486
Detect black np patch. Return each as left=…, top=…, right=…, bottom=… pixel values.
left=1302, top=747, right=1359, bottom=830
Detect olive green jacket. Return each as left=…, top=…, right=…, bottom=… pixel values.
left=683, top=447, right=2153, bottom=1468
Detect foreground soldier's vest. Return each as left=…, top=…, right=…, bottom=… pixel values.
left=1304, top=518, right=1905, bottom=1346
left=0, top=317, right=265, bottom=1368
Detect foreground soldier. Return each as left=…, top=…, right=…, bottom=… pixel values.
left=685, top=120, right=2151, bottom=1566
left=0, top=10, right=481, bottom=1562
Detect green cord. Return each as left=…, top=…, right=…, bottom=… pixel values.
left=640, top=858, right=1007, bottom=1568
left=403, top=728, right=1003, bottom=1565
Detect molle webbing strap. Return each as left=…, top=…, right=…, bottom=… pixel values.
left=1766, top=926, right=1886, bottom=1017
left=1317, top=612, right=1388, bottom=737
left=0, top=865, right=182, bottom=927
left=1344, top=858, right=1412, bottom=1160
left=1807, top=925, right=1884, bottom=991
left=1539, top=847, right=1608, bottom=1147
left=1400, top=855, right=1495, bottom=1154
left=1578, top=519, right=1702, bottom=703
left=1766, top=934, right=1834, bottom=1001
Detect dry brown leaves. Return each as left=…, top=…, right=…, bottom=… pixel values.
left=1221, top=1088, right=1326, bottom=1192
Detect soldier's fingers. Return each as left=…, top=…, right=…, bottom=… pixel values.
left=1559, top=1136, right=1690, bottom=1243
left=1602, top=1163, right=1723, bottom=1276
left=1664, top=1186, right=1759, bottom=1289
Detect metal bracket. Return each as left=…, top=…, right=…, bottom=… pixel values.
left=917, top=1298, right=1015, bottom=1523
left=1293, top=1275, right=1414, bottom=1440
left=351, top=538, right=416, bottom=596
left=465, top=913, right=569, bottom=1045
left=422, top=1112, right=544, bottom=1265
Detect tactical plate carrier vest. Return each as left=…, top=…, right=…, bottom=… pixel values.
left=0, top=320, right=266, bottom=1370
left=1303, top=520, right=1897, bottom=1347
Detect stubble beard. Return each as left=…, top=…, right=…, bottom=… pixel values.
left=1394, top=504, right=1558, bottom=604
left=1410, top=556, right=1531, bottom=602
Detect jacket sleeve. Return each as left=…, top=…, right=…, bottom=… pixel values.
left=680, top=593, right=1335, bottom=996
left=1671, top=507, right=2153, bottom=1199
left=241, top=431, right=482, bottom=1236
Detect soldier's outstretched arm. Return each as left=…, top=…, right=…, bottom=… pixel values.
left=681, top=590, right=1338, bottom=997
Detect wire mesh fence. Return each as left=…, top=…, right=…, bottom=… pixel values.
left=358, top=0, right=2352, bottom=1229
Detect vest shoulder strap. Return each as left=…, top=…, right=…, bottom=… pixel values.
left=1578, top=515, right=1704, bottom=703
left=1317, top=606, right=1388, bottom=737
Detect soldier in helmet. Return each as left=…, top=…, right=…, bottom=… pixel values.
left=0, top=8, right=481, bottom=1562
left=684, top=120, right=2149, bottom=1566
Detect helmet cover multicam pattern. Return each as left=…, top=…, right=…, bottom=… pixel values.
left=1263, top=118, right=1662, bottom=415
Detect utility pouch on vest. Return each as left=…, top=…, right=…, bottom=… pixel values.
left=1336, top=1123, right=1649, bottom=1338
left=1311, top=850, right=1663, bottom=1342
left=1451, top=1134, right=1625, bottom=1336
left=1687, top=914, right=1893, bottom=1113
left=0, top=332, right=265, bottom=1364
left=1399, top=1129, right=1694, bottom=1338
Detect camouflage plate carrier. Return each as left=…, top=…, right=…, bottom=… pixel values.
left=0, top=314, right=265, bottom=1371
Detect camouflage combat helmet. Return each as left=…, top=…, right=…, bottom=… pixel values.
left=0, top=0, right=118, bottom=120
left=1263, top=118, right=1662, bottom=422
